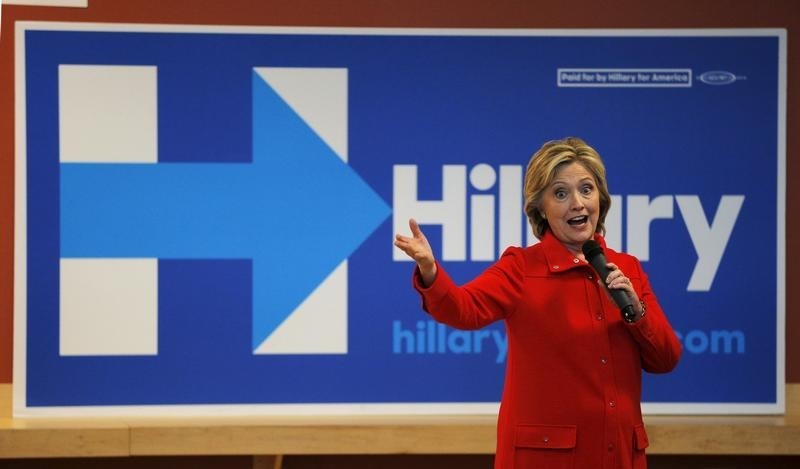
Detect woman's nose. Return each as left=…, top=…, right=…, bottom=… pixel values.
left=570, top=191, right=585, bottom=209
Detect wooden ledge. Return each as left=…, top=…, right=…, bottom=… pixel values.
left=644, top=414, right=800, bottom=455
left=130, top=415, right=499, bottom=456
left=0, top=417, right=129, bottom=458
left=2, top=384, right=799, bottom=458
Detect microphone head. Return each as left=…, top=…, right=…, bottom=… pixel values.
left=581, top=240, right=603, bottom=260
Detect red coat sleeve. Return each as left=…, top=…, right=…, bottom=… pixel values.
left=625, top=257, right=683, bottom=373
left=412, top=247, right=526, bottom=330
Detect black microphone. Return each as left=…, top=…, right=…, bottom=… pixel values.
left=581, top=240, right=636, bottom=323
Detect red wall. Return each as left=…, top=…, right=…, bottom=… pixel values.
left=1, top=0, right=798, bottom=384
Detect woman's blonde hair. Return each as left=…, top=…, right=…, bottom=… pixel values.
left=523, top=137, right=611, bottom=239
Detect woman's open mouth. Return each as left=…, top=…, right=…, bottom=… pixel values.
left=567, top=215, right=588, bottom=226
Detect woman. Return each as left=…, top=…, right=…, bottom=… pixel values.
left=394, top=137, right=681, bottom=469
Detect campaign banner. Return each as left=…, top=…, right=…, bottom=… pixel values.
left=14, top=23, right=785, bottom=415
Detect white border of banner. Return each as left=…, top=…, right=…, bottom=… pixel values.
left=14, top=22, right=787, bottom=417
left=3, top=0, right=87, bottom=6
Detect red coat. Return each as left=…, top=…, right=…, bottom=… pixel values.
left=413, top=231, right=681, bottom=469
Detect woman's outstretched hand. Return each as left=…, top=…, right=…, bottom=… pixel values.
left=394, top=218, right=437, bottom=286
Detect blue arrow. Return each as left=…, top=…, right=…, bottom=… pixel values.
left=61, top=70, right=391, bottom=349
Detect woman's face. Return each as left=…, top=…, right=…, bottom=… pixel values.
left=539, top=162, right=600, bottom=254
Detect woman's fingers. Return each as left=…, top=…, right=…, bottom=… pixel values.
left=394, top=219, right=433, bottom=262
left=409, top=218, right=425, bottom=239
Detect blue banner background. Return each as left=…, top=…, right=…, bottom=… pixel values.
left=22, top=29, right=780, bottom=408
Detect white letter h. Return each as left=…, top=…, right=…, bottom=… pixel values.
left=393, top=165, right=466, bottom=261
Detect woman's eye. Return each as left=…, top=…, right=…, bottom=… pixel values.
left=582, top=185, right=593, bottom=195
left=555, top=190, right=567, bottom=200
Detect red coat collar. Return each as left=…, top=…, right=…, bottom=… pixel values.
left=540, top=231, right=607, bottom=274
